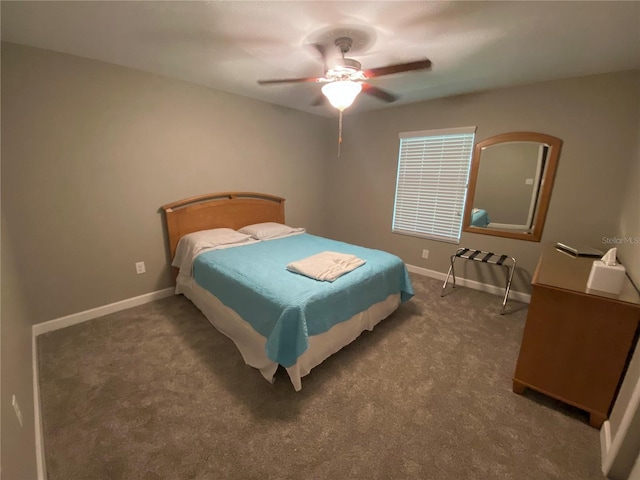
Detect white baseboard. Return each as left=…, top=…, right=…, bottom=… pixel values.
left=31, top=286, right=175, bottom=479
left=600, top=420, right=612, bottom=473
left=406, top=264, right=531, bottom=304
left=32, top=334, right=46, bottom=480
left=32, top=287, right=175, bottom=336
left=600, top=364, right=640, bottom=478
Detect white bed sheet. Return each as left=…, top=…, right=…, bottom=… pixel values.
left=176, top=275, right=401, bottom=391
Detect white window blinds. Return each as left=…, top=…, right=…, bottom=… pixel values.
left=392, top=126, right=476, bottom=243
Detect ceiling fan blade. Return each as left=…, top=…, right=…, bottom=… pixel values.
left=365, top=59, right=432, bottom=78
left=362, top=83, right=398, bottom=103
left=311, top=93, right=327, bottom=107
left=309, top=43, right=329, bottom=71
left=257, top=76, right=323, bottom=85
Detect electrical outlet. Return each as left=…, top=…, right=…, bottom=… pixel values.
left=135, top=261, right=146, bottom=274
left=12, top=395, right=23, bottom=428
left=422, top=249, right=429, bottom=259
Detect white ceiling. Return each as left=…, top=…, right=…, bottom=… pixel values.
left=2, top=1, right=639, bottom=117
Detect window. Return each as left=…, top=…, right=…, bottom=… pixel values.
left=392, top=126, right=476, bottom=243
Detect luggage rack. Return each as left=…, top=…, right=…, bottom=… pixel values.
left=441, top=248, right=517, bottom=314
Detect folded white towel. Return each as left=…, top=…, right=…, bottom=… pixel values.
left=286, top=251, right=366, bottom=282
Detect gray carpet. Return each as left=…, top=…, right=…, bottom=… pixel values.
left=37, top=274, right=605, bottom=480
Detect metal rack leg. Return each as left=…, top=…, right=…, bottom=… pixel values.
left=440, top=255, right=457, bottom=296
left=500, top=258, right=517, bottom=314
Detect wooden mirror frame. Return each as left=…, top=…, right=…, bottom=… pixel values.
left=462, top=132, right=562, bottom=242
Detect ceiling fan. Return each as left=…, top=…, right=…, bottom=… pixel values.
left=257, top=36, right=432, bottom=110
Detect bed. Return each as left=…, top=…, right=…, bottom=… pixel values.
left=161, top=192, right=414, bottom=391
left=471, top=208, right=490, bottom=227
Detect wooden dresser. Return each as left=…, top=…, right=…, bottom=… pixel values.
left=513, top=244, right=640, bottom=428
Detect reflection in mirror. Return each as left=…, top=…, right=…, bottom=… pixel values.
left=463, top=132, right=562, bottom=242
left=474, top=142, right=547, bottom=230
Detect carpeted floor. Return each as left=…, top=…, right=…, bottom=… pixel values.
left=37, top=274, right=605, bottom=480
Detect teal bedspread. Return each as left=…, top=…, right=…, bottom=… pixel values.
left=471, top=208, right=490, bottom=227
left=193, top=234, right=414, bottom=367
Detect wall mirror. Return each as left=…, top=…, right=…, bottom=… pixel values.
left=462, top=132, right=562, bottom=242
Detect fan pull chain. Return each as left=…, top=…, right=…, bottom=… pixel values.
left=337, top=110, right=343, bottom=157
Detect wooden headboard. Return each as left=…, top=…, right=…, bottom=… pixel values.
left=161, top=191, right=285, bottom=261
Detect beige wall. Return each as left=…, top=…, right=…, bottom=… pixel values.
left=616, top=126, right=640, bottom=288
left=324, top=71, right=640, bottom=294
left=1, top=42, right=332, bottom=479
left=2, top=42, right=332, bottom=323
left=604, top=106, right=640, bottom=480
left=1, top=222, right=39, bottom=479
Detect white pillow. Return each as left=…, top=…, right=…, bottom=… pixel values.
left=181, top=228, right=252, bottom=247
left=172, top=228, right=255, bottom=273
left=238, top=222, right=305, bottom=240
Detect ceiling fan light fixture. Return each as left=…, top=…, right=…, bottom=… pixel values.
left=326, top=58, right=362, bottom=78
left=321, top=80, right=362, bottom=111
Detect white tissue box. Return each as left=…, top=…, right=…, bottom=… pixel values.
left=586, top=260, right=626, bottom=295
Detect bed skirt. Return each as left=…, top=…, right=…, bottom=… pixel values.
left=176, top=275, right=401, bottom=391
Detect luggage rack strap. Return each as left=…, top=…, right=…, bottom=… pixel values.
left=454, top=248, right=512, bottom=266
